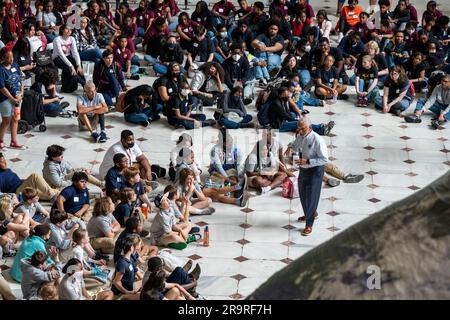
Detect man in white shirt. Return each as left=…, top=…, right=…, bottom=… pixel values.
left=99, top=130, right=159, bottom=186
left=290, top=117, right=328, bottom=236
left=76, top=82, right=109, bottom=143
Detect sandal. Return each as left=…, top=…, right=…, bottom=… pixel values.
left=9, top=141, right=26, bottom=150
left=187, top=233, right=202, bottom=244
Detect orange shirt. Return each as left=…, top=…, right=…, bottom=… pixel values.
left=340, top=5, right=363, bottom=27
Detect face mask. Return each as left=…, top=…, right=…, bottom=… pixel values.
left=173, top=71, right=180, bottom=77
left=232, top=95, right=241, bottom=102
left=281, top=96, right=289, bottom=102
left=181, top=89, right=190, bottom=96
left=304, top=45, right=311, bottom=52
left=232, top=54, right=240, bottom=61
left=429, top=49, right=436, bottom=53
left=293, top=81, right=299, bottom=87
left=168, top=43, right=176, bottom=49
left=127, top=142, right=135, bottom=149
left=220, top=32, right=228, bottom=38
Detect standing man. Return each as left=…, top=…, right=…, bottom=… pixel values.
left=290, top=117, right=328, bottom=236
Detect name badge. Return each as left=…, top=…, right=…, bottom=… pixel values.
left=183, top=28, right=189, bottom=32
left=109, top=69, right=114, bottom=73
left=197, top=18, right=201, bottom=22
left=329, top=78, right=334, bottom=82
left=73, top=197, right=79, bottom=202
left=239, top=12, right=243, bottom=17
left=11, top=68, right=16, bottom=72
left=168, top=88, right=173, bottom=93
left=139, top=16, right=143, bottom=20
left=396, top=89, right=400, bottom=93
left=353, top=15, right=358, bottom=19
left=123, top=54, right=127, bottom=59
left=117, top=49, right=121, bottom=54
left=193, top=42, right=199, bottom=47
left=129, top=265, right=133, bottom=271
left=218, top=8, right=224, bottom=13
left=20, top=57, right=25, bottom=61
left=117, top=177, right=122, bottom=182
left=370, top=74, right=374, bottom=78
left=284, top=6, right=288, bottom=10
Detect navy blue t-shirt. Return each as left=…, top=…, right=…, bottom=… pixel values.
left=52, top=185, right=90, bottom=214
left=0, top=63, right=22, bottom=103
left=105, top=166, right=124, bottom=197
left=0, top=169, right=23, bottom=193
left=316, top=66, right=339, bottom=86
left=113, top=202, right=134, bottom=228
left=113, top=231, right=140, bottom=263
left=386, top=79, right=411, bottom=100
left=112, top=256, right=138, bottom=295
left=122, top=181, right=144, bottom=207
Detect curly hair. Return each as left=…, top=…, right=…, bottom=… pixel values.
left=199, top=61, right=225, bottom=82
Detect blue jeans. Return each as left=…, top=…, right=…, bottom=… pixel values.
left=214, top=52, right=226, bottom=64
left=386, top=52, right=409, bottom=68
left=124, top=106, right=162, bottom=125
left=44, top=32, right=57, bottom=43
left=357, top=79, right=379, bottom=103
left=138, top=27, right=145, bottom=38
left=219, top=114, right=252, bottom=129
left=43, top=101, right=62, bottom=115
left=131, top=55, right=140, bottom=66
left=415, top=98, right=450, bottom=120
left=297, top=91, right=322, bottom=108
left=251, top=58, right=270, bottom=80
left=122, top=65, right=139, bottom=76
left=79, top=48, right=102, bottom=63
left=256, top=52, right=281, bottom=72
left=374, top=96, right=411, bottom=112
left=168, top=113, right=207, bottom=130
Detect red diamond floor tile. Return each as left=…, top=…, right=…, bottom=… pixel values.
left=231, top=274, right=247, bottom=281
left=236, top=239, right=250, bottom=245
left=105, top=125, right=115, bottom=129
left=440, top=149, right=450, bottom=153
left=400, top=136, right=411, bottom=140
left=188, top=254, right=203, bottom=261
left=404, top=159, right=416, bottom=164
left=24, top=134, right=34, bottom=138
left=366, top=170, right=378, bottom=175
left=239, top=223, right=252, bottom=229
left=195, top=221, right=209, bottom=227
left=240, top=208, right=254, bottom=213
left=329, top=156, right=337, bottom=161
left=405, top=172, right=418, bottom=177
left=444, top=161, right=450, bottom=166
left=61, top=135, right=72, bottom=139
left=0, top=265, right=10, bottom=271
left=325, top=111, right=335, bottom=115
left=280, top=258, right=294, bottom=264
left=363, top=134, right=374, bottom=139
left=9, top=158, right=22, bottom=162
left=282, top=224, right=296, bottom=230
left=365, top=158, right=376, bottom=162
left=234, top=256, right=249, bottom=262
left=437, top=137, right=448, bottom=142
left=326, top=196, right=339, bottom=201
left=361, top=123, right=372, bottom=128
left=93, top=148, right=105, bottom=152
left=137, top=137, right=148, bottom=142
left=281, top=240, right=296, bottom=246
left=326, top=211, right=340, bottom=216
left=399, top=125, right=408, bottom=129
left=364, top=146, right=375, bottom=150
left=327, top=226, right=340, bottom=232
left=89, top=160, right=100, bottom=165
left=229, top=293, right=244, bottom=300
left=402, top=147, right=414, bottom=152
left=368, top=198, right=381, bottom=203
left=367, top=184, right=380, bottom=189
left=408, top=185, right=420, bottom=190
left=284, top=209, right=295, bottom=215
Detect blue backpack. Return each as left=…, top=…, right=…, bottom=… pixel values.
left=257, top=101, right=271, bottom=126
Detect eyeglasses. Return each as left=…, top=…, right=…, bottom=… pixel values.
left=79, top=180, right=87, bottom=183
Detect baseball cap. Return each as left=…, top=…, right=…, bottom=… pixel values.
left=154, top=192, right=170, bottom=208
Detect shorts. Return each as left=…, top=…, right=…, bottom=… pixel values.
left=78, top=114, right=99, bottom=131
left=0, top=99, right=14, bottom=117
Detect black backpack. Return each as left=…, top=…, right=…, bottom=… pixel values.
left=21, top=90, right=45, bottom=127
left=61, top=68, right=79, bottom=93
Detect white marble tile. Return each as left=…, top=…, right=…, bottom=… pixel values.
left=237, top=277, right=269, bottom=297
left=195, top=241, right=243, bottom=259
left=242, top=242, right=289, bottom=261
left=244, top=227, right=290, bottom=244
left=196, top=276, right=239, bottom=296
left=197, top=258, right=242, bottom=277
left=238, top=260, right=287, bottom=278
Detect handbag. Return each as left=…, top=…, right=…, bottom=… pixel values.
left=281, top=176, right=299, bottom=199
left=33, top=46, right=53, bottom=67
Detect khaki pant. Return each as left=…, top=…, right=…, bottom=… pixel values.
left=84, top=276, right=108, bottom=291
left=90, top=232, right=120, bottom=254
left=64, top=171, right=102, bottom=188
left=210, top=168, right=238, bottom=185
left=323, top=163, right=347, bottom=184
left=0, top=274, right=16, bottom=300
left=16, top=173, right=60, bottom=201
left=78, top=114, right=99, bottom=132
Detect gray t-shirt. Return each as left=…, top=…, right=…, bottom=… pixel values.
left=58, top=273, right=86, bottom=300
left=77, top=93, right=105, bottom=113
left=87, top=214, right=116, bottom=238
left=36, top=11, right=58, bottom=27
left=150, top=209, right=175, bottom=241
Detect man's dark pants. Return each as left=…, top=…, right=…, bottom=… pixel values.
left=298, top=165, right=325, bottom=228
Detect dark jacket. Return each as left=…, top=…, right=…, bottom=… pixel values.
left=268, top=98, right=294, bottom=129
left=123, top=85, right=155, bottom=115
left=222, top=56, right=250, bottom=90
left=93, top=60, right=126, bottom=92
left=159, top=43, right=184, bottom=65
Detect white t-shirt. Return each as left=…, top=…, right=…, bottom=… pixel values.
left=27, top=36, right=43, bottom=56
left=59, top=244, right=85, bottom=265
left=99, top=141, right=143, bottom=179
left=58, top=272, right=86, bottom=300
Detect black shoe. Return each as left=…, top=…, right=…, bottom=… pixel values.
left=405, top=115, right=422, bottom=123
left=300, top=109, right=310, bottom=115
left=91, top=132, right=100, bottom=143
left=60, top=102, right=70, bottom=110
left=189, top=226, right=201, bottom=234
left=99, top=131, right=108, bottom=143
left=243, top=98, right=253, bottom=105
left=239, top=122, right=255, bottom=128
left=337, top=94, right=349, bottom=100
left=141, top=120, right=150, bottom=127
left=139, top=230, right=150, bottom=238
left=431, top=119, right=444, bottom=129
left=129, top=75, right=140, bottom=80
left=324, top=121, right=335, bottom=136
left=148, top=115, right=161, bottom=122
left=189, top=263, right=201, bottom=281
left=344, top=174, right=364, bottom=183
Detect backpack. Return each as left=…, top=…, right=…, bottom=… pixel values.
left=60, top=68, right=79, bottom=93
left=115, top=92, right=128, bottom=113
left=21, top=90, right=45, bottom=127
left=281, top=177, right=299, bottom=199
left=257, top=101, right=272, bottom=127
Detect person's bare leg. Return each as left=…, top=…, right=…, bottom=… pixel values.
left=252, top=176, right=272, bottom=190
left=269, top=172, right=287, bottom=189
left=10, top=118, right=18, bottom=143
left=0, top=116, right=11, bottom=142
left=79, top=114, right=93, bottom=133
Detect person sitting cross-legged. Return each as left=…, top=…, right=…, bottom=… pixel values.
left=76, top=82, right=109, bottom=143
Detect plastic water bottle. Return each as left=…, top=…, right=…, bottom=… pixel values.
left=203, top=226, right=210, bottom=247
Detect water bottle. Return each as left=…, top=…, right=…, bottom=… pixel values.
left=203, top=226, right=210, bottom=247
left=14, top=91, right=21, bottom=121
left=292, top=152, right=299, bottom=169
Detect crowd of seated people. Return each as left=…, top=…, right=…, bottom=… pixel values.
left=0, top=0, right=449, bottom=300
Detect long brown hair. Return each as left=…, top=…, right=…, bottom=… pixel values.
left=388, top=65, right=408, bottom=85
left=199, top=61, right=225, bottom=82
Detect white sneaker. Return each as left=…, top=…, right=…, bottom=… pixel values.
left=261, top=186, right=271, bottom=195
left=337, top=32, right=344, bottom=43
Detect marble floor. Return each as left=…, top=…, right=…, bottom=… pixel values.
left=1, top=0, right=450, bottom=301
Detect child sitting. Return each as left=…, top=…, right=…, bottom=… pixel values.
left=113, top=188, right=139, bottom=228
left=1, top=196, right=30, bottom=255
left=15, top=187, right=50, bottom=226
left=150, top=192, right=200, bottom=250
left=355, top=55, right=379, bottom=107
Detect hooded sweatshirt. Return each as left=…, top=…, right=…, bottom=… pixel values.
left=20, top=258, right=53, bottom=300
